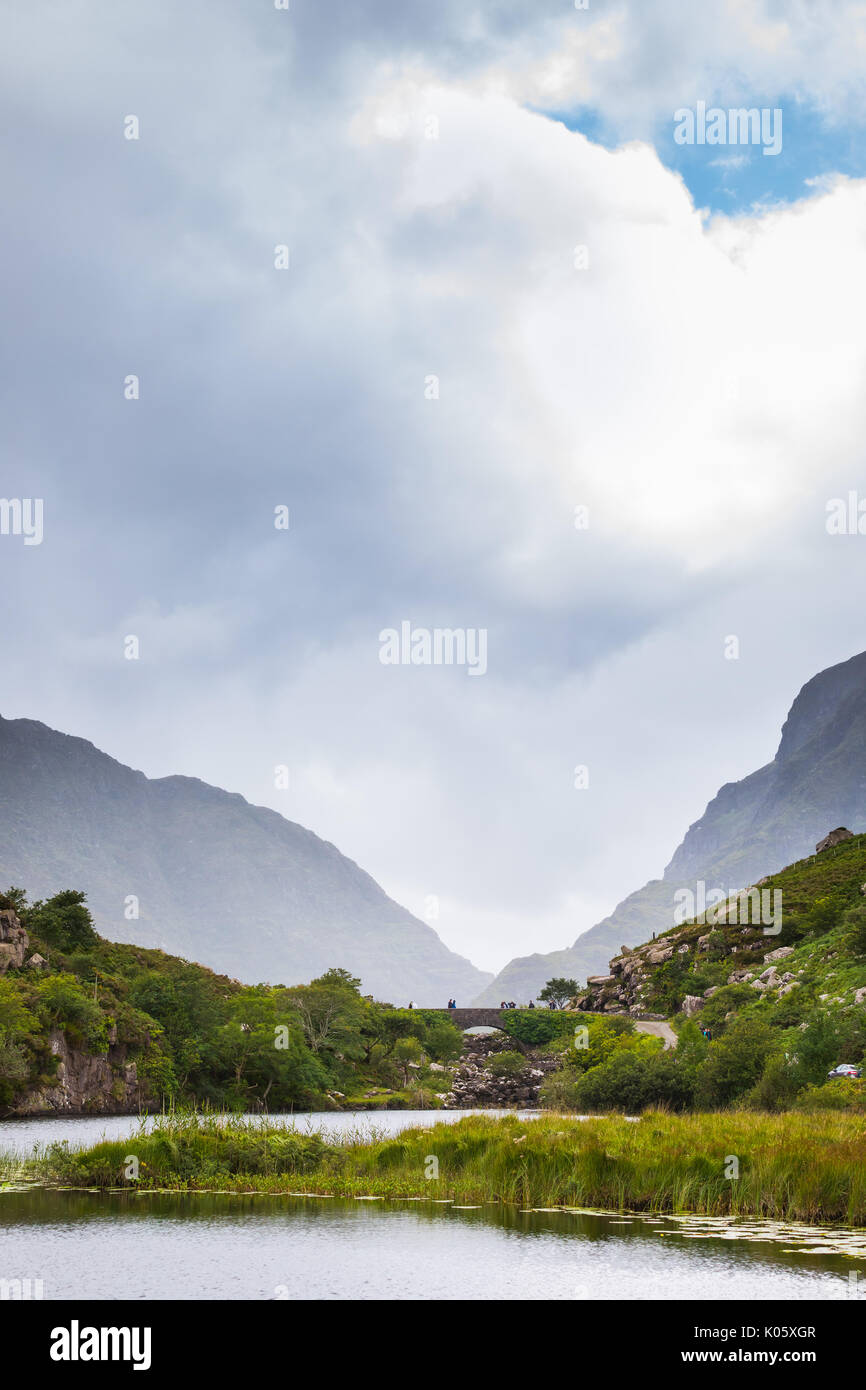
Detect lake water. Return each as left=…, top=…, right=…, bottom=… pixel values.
left=1, top=1113, right=864, bottom=1301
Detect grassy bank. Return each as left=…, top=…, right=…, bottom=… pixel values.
left=13, top=1110, right=866, bottom=1225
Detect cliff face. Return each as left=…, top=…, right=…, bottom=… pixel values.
left=0, top=909, right=143, bottom=1116
left=476, top=650, right=866, bottom=1005
left=0, top=908, right=28, bottom=972
left=13, top=1028, right=141, bottom=1116
left=0, top=716, right=492, bottom=1003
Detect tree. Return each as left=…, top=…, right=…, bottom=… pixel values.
left=539, top=977, right=579, bottom=1009
left=0, top=887, right=28, bottom=914
left=393, top=1036, right=425, bottom=1086
left=281, top=969, right=366, bottom=1059
left=26, top=890, right=98, bottom=952
left=695, top=1015, right=777, bottom=1108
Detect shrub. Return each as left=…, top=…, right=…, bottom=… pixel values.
left=794, top=1078, right=866, bottom=1113
left=25, top=890, right=98, bottom=952
left=694, top=1015, right=777, bottom=1108
left=499, top=1010, right=575, bottom=1046
left=487, top=1050, right=526, bottom=1079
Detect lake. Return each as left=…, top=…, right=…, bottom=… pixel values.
left=1, top=1112, right=863, bottom=1301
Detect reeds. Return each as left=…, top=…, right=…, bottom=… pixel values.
left=11, top=1107, right=866, bottom=1224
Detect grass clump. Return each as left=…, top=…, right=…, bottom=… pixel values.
left=23, top=1109, right=866, bottom=1224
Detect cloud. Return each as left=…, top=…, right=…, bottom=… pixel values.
left=2, top=2, right=866, bottom=972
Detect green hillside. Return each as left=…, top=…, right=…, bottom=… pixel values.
left=540, top=834, right=866, bottom=1114
left=0, top=888, right=463, bottom=1117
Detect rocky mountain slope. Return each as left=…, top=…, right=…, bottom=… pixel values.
left=570, top=828, right=866, bottom=1034
left=476, top=650, right=866, bottom=1004
left=0, top=716, right=490, bottom=1002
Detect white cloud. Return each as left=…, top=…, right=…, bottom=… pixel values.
left=3, top=2, right=866, bottom=975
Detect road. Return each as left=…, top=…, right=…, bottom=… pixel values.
left=633, top=1018, right=677, bottom=1049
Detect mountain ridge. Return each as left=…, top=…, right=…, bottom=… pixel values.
left=0, top=714, right=491, bottom=1003
left=475, top=650, right=866, bottom=1004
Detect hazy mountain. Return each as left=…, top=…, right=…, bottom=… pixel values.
left=0, top=716, right=491, bottom=1003
left=475, top=649, right=866, bottom=1004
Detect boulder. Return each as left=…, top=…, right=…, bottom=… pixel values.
left=816, top=827, right=854, bottom=853
left=681, top=995, right=705, bottom=1017
left=25, top=952, right=47, bottom=969
left=763, top=946, right=795, bottom=962
left=854, top=987, right=866, bottom=1005
left=646, top=946, right=674, bottom=964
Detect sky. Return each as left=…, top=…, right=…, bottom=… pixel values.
left=2, top=0, right=866, bottom=974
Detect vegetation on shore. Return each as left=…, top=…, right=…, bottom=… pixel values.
left=539, top=838, right=866, bottom=1115
left=0, top=889, right=464, bottom=1114
left=12, top=1109, right=866, bottom=1225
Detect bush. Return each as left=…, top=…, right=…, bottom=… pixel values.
left=694, top=1015, right=777, bottom=1108
left=746, top=1053, right=799, bottom=1112
left=25, top=890, right=98, bottom=952
left=487, top=1050, right=526, bottom=1079
left=499, top=1010, right=575, bottom=1046
left=794, top=1078, right=866, bottom=1112
left=842, top=905, right=866, bottom=957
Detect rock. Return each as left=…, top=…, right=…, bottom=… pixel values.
left=816, top=827, right=854, bottom=853
left=763, top=946, right=794, bottom=962
left=15, top=1028, right=141, bottom=1115
left=586, top=974, right=614, bottom=985
left=25, top=952, right=47, bottom=969
left=728, top=969, right=754, bottom=984
left=703, top=987, right=719, bottom=998
left=681, top=995, right=705, bottom=1017
left=0, top=909, right=29, bottom=974
left=854, top=987, right=866, bottom=1005
left=646, top=946, right=674, bottom=964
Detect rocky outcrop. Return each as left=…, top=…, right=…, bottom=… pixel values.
left=0, top=907, right=144, bottom=1115
left=0, top=908, right=28, bottom=973
left=12, top=1029, right=141, bottom=1116
left=444, top=1034, right=559, bottom=1109
left=569, top=912, right=783, bottom=1018
left=816, top=827, right=854, bottom=853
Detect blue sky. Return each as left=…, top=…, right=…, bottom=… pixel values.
left=549, top=97, right=866, bottom=215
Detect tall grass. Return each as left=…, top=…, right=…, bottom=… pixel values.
left=14, top=1109, right=866, bottom=1224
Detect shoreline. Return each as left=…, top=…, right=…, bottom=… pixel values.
left=8, top=1109, right=866, bottom=1226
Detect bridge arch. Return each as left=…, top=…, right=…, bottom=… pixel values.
left=428, top=1007, right=512, bottom=1032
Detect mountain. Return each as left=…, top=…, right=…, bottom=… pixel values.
left=0, top=716, right=491, bottom=1003
left=475, top=649, right=866, bottom=1004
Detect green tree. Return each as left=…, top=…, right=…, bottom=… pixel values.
left=695, top=1015, right=777, bottom=1108
left=26, top=890, right=98, bottom=952
left=538, top=977, right=579, bottom=1008
left=393, top=1036, right=425, bottom=1086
